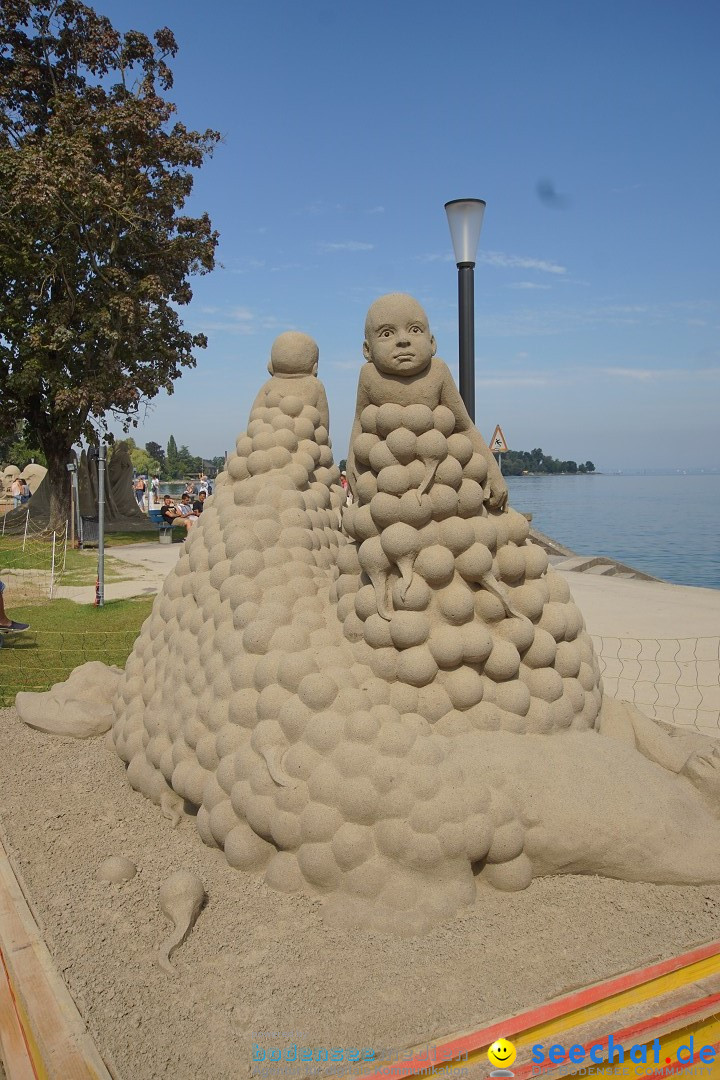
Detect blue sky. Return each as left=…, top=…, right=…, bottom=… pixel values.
left=101, top=0, right=719, bottom=471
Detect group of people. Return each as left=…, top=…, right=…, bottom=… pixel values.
left=134, top=474, right=213, bottom=510
left=160, top=491, right=207, bottom=535
left=10, top=476, right=31, bottom=509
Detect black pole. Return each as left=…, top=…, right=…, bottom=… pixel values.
left=457, top=261, right=475, bottom=421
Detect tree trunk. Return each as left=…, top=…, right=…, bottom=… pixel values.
left=44, top=442, right=73, bottom=534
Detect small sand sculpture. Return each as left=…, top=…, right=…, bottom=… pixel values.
left=97, top=856, right=137, bottom=883
left=22, top=307, right=720, bottom=935
left=16, top=661, right=123, bottom=738
left=157, top=870, right=205, bottom=974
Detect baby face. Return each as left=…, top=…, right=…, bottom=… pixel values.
left=363, top=295, right=436, bottom=377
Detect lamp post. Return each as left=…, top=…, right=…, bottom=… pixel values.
left=444, top=198, right=486, bottom=422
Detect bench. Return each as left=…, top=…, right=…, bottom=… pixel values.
left=148, top=508, right=175, bottom=543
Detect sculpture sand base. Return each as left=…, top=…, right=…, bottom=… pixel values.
left=2, top=704, right=719, bottom=1080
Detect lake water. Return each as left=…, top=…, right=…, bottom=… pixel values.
left=506, top=473, right=720, bottom=590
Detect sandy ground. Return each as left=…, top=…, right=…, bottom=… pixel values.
left=2, top=706, right=720, bottom=1080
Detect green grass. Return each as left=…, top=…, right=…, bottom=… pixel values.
left=0, top=597, right=154, bottom=706
left=0, top=534, right=146, bottom=586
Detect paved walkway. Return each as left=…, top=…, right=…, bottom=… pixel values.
left=52, top=540, right=720, bottom=738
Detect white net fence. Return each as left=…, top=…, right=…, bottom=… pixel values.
left=0, top=508, right=68, bottom=602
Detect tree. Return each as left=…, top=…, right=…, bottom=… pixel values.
left=0, top=1, right=220, bottom=528
left=166, top=434, right=180, bottom=477
left=145, top=441, right=165, bottom=467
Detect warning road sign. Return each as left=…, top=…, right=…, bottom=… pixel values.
left=489, top=425, right=508, bottom=453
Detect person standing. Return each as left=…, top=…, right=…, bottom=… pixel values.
left=134, top=474, right=147, bottom=509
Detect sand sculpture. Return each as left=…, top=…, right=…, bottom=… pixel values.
left=2, top=441, right=147, bottom=532
left=17, top=307, right=720, bottom=935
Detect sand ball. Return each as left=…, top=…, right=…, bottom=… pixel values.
left=253, top=430, right=279, bottom=452
left=474, top=591, right=505, bottom=628
left=577, top=661, right=597, bottom=692
left=391, top=574, right=431, bottom=611
left=369, top=493, right=402, bottom=536
left=354, top=583, right=378, bottom=621
left=389, top=684, right=420, bottom=715
left=432, top=405, right=456, bottom=436
left=416, top=682, right=453, bottom=724
left=298, top=673, right=339, bottom=711
left=439, top=517, right=475, bottom=556
left=486, top=821, right=525, bottom=865
left=369, top=646, right=399, bottom=680
left=435, top=456, right=463, bottom=489
left=463, top=454, right=488, bottom=486
left=548, top=694, right=575, bottom=730
left=494, top=680, right=531, bottom=717
left=360, top=404, right=379, bottom=433
left=446, top=432, right=474, bottom=466
left=304, top=711, right=345, bottom=754
left=331, top=823, right=374, bottom=871
left=368, top=441, right=399, bottom=474
left=523, top=543, right=549, bottom=579
left=538, top=601, right=567, bottom=642
left=484, top=639, right=521, bottom=681
left=277, top=395, right=303, bottom=417
left=443, top=667, right=484, bottom=711
left=429, top=484, right=458, bottom=520
left=554, top=640, right=582, bottom=679
left=228, top=455, right=249, bottom=481
left=380, top=521, right=421, bottom=567
left=343, top=612, right=365, bottom=642
left=461, top=623, right=494, bottom=664
left=416, top=427, right=448, bottom=465
left=373, top=402, right=404, bottom=439
left=472, top=516, right=497, bottom=550
left=522, top=628, right=558, bottom=669
left=225, top=824, right=274, bottom=871
left=337, top=594, right=355, bottom=622
left=494, top=615, right=536, bottom=654
left=455, top=542, right=493, bottom=582
left=565, top=604, right=585, bottom=641
left=523, top=666, right=564, bottom=702
left=97, top=856, right=137, bottom=884
left=302, top=404, right=322, bottom=426
left=363, top=613, right=394, bottom=649
left=236, top=434, right=254, bottom=456
left=354, top=432, right=379, bottom=466
left=299, top=804, right=344, bottom=846
left=545, top=571, right=571, bottom=603
left=246, top=450, right=275, bottom=476
left=397, top=491, right=433, bottom=530
left=437, top=580, right=476, bottom=625
left=298, top=439, right=322, bottom=465
left=496, top=544, right=527, bottom=583
left=414, top=544, right=455, bottom=587
left=457, top=479, right=486, bottom=518
left=358, top=535, right=391, bottom=582
left=338, top=778, right=378, bottom=825
left=511, top=581, right=547, bottom=622
left=356, top=471, right=378, bottom=503
left=405, top=459, right=427, bottom=489
left=345, top=710, right=381, bottom=743
left=389, top=610, right=430, bottom=650
left=377, top=464, right=411, bottom=496
left=396, top=645, right=438, bottom=687
left=402, top=403, right=434, bottom=434
left=386, top=427, right=418, bottom=465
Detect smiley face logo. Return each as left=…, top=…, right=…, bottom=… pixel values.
left=487, top=1038, right=517, bottom=1070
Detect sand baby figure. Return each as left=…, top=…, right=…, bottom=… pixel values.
left=249, top=330, right=330, bottom=433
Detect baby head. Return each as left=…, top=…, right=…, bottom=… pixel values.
left=363, top=293, right=436, bottom=377
left=268, top=331, right=319, bottom=377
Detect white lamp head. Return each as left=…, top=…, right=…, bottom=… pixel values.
left=444, top=198, right=486, bottom=266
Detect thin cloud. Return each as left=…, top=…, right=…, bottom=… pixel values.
left=320, top=241, right=374, bottom=252
left=479, top=250, right=567, bottom=275
left=366, top=206, right=385, bottom=215
left=507, top=281, right=551, bottom=290
left=417, top=249, right=567, bottom=274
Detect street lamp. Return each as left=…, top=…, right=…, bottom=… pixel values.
left=444, top=198, right=486, bottom=421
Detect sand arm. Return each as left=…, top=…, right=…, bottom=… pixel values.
left=250, top=378, right=273, bottom=414
left=314, top=381, right=330, bottom=433
left=438, top=362, right=508, bottom=510
left=346, top=367, right=371, bottom=499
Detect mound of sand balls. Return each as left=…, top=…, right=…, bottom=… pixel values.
left=109, top=360, right=609, bottom=934
left=339, top=400, right=602, bottom=738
